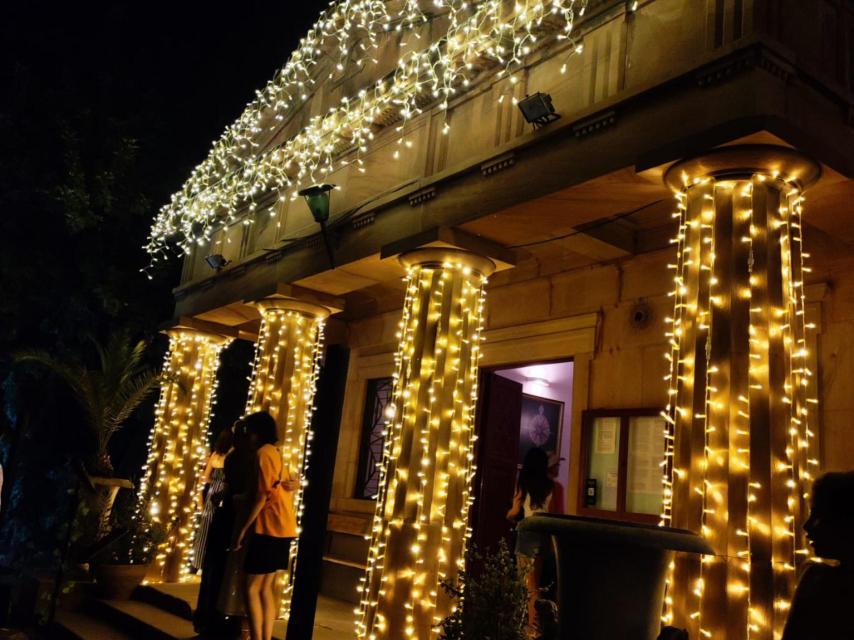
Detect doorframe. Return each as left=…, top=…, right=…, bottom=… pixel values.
left=478, top=312, right=600, bottom=516
left=476, top=356, right=577, bottom=515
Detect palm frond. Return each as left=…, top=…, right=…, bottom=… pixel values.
left=14, top=350, right=104, bottom=437
left=106, top=370, right=165, bottom=436
left=120, top=340, right=151, bottom=388
left=14, top=350, right=86, bottom=399
left=17, top=336, right=165, bottom=466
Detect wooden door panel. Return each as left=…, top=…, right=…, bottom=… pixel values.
left=471, top=372, right=523, bottom=554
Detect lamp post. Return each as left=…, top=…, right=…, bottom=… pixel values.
left=298, top=183, right=336, bottom=268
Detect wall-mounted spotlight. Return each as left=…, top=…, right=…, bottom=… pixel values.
left=517, top=92, right=560, bottom=128
left=626, top=0, right=639, bottom=13
left=205, top=253, right=229, bottom=271
left=298, top=183, right=337, bottom=269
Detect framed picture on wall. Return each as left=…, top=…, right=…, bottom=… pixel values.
left=518, top=394, right=564, bottom=466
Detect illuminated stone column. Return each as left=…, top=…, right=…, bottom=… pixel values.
left=659, top=146, right=821, bottom=639
left=244, top=297, right=329, bottom=616
left=356, top=248, right=494, bottom=640
left=138, top=329, right=232, bottom=582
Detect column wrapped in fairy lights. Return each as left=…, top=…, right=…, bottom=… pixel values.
left=355, top=248, right=494, bottom=640
left=244, top=298, right=328, bottom=617
left=659, top=146, right=821, bottom=640
left=137, top=329, right=232, bottom=582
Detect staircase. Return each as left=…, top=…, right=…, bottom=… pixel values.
left=52, top=511, right=369, bottom=639
left=52, top=580, right=353, bottom=639
left=320, top=512, right=371, bottom=605
left=52, top=582, right=199, bottom=640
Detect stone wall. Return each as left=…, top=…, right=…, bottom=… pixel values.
left=330, top=234, right=854, bottom=515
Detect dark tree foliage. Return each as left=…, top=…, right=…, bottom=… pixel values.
left=0, top=0, right=322, bottom=570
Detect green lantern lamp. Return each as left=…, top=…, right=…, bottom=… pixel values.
left=298, top=183, right=336, bottom=268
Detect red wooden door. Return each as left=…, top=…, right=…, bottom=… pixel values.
left=471, top=372, right=523, bottom=555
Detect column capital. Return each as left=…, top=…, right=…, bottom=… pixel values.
left=399, top=247, right=497, bottom=278
left=664, top=144, right=821, bottom=191
left=381, top=226, right=514, bottom=272
left=163, top=316, right=236, bottom=344
left=252, top=283, right=344, bottom=320
left=254, top=296, right=333, bottom=320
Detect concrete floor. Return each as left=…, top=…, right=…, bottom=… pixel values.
left=151, top=581, right=354, bottom=639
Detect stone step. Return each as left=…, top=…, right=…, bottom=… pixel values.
left=84, top=597, right=197, bottom=640
left=320, top=555, right=364, bottom=604
left=326, top=528, right=370, bottom=561
left=327, top=512, right=371, bottom=536
left=134, top=583, right=195, bottom=621
left=323, top=554, right=367, bottom=570
left=52, top=609, right=134, bottom=640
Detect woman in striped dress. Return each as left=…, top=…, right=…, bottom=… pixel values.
left=192, top=428, right=233, bottom=572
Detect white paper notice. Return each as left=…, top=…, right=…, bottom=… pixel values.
left=595, top=419, right=617, bottom=454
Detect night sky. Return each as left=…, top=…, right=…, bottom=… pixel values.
left=1, top=0, right=326, bottom=346
left=3, top=0, right=325, bottom=201
left=1, top=0, right=327, bottom=417
left=0, top=2, right=329, bottom=531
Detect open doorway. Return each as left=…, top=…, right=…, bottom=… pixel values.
left=472, top=359, right=574, bottom=555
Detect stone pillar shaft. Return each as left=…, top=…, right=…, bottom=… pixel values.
left=357, top=248, right=494, bottom=640
left=244, top=298, right=327, bottom=616
left=661, top=147, right=820, bottom=639
left=139, top=329, right=231, bottom=582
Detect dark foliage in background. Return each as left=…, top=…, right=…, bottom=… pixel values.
left=0, top=0, right=322, bottom=570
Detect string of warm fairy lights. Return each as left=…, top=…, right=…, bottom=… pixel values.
left=355, top=252, right=491, bottom=639
left=659, top=179, right=692, bottom=624
left=146, top=0, right=587, bottom=260
left=243, top=302, right=326, bottom=618
left=659, top=163, right=819, bottom=640
left=136, top=330, right=231, bottom=581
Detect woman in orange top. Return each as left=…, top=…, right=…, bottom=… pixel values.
left=233, top=411, right=299, bottom=640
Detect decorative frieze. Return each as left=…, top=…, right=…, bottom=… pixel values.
left=572, top=109, right=616, bottom=138
left=480, top=151, right=516, bottom=176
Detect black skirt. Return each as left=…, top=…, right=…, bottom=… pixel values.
left=244, top=533, right=293, bottom=575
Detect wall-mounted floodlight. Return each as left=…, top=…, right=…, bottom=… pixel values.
left=517, top=92, right=560, bottom=128
left=205, top=253, right=229, bottom=271
left=298, top=183, right=336, bottom=269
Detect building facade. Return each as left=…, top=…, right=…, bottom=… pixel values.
left=145, top=1, right=854, bottom=638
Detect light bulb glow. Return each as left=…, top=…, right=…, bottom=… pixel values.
left=660, top=169, right=818, bottom=639
left=136, top=330, right=232, bottom=582
left=356, top=250, right=492, bottom=639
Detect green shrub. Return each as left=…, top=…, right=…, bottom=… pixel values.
left=438, top=540, right=528, bottom=640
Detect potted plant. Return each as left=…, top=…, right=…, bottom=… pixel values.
left=14, top=333, right=170, bottom=539
left=91, top=496, right=165, bottom=600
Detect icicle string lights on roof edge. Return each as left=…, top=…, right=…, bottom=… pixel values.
left=136, top=330, right=231, bottom=582
left=243, top=301, right=327, bottom=619
left=658, top=147, right=821, bottom=639
left=146, top=0, right=587, bottom=260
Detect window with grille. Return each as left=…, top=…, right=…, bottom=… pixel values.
left=354, top=377, right=393, bottom=500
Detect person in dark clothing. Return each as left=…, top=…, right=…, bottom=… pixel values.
left=782, top=471, right=854, bottom=640
left=507, top=447, right=558, bottom=637
left=194, top=419, right=253, bottom=637
left=216, top=417, right=261, bottom=630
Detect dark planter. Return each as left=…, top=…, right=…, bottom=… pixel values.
left=519, top=514, right=712, bottom=640
left=93, top=563, right=150, bottom=600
